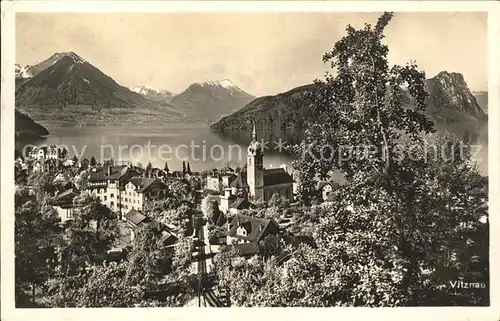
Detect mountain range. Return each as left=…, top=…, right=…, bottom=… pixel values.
left=211, top=71, right=487, bottom=133
left=15, top=51, right=487, bottom=138
left=168, top=80, right=255, bottom=123
left=129, top=85, right=175, bottom=102
left=15, top=52, right=254, bottom=126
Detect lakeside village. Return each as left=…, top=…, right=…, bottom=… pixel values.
left=14, top=126, right=340, bottom=307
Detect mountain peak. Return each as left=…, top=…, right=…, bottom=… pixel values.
left=426, top=70, right=486, bottom=120
left=52, top=52, right=87, bottom=64
left=200, top=79, right=237, bottom=89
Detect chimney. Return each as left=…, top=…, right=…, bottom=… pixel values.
left=224, top=188, right=231, bottom=198
left=107, top=166, right=111, bottom=176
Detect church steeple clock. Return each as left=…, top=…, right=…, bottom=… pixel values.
left=246, top=122, right=264, bottom=200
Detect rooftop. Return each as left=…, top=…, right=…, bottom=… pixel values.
left=230, top=168, right=293, bottom=189
left=228, top=214, right=280, bottom=243
left=125, top=209, right=148, bottom=226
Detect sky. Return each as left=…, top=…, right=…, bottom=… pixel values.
left=16, top=12, right=487, bottom=96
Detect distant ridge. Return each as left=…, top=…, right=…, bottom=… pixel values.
left=211, top=72, right=486, bottom=133
left=15, top=110, right=49, bottom=138
left=130, top=85, right=175, bottom=102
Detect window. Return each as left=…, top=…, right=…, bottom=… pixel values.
left=125, top=198, right=128, bottom=202
left=110, top=193, right=114, bottom=198
left=67, top=208, right=73, bottom=218
left=110, top=201, right=114, bottom=207
left=104, top=196, right=107, bottom=201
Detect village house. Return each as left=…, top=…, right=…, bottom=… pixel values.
left=53, top=172, right=67, bottom=185
left=87, top=165, right=142, bottom=217
left=222, top=173, right=237, bottom=188
left=149, top=167, right=168, bottom=181
left=28, top=145, right=64, bottom=161
left=63, top=158, right=76, bottom=167
left=124, top=209, right=178, bottom=247
left=122, top=176, right=169, bottom=213
left=219, top=188, right=238, bottom=213
left=87, top=164, right=170, bottom=219
left=206, top=171, right=237, bottom=193
left=52, top=188, right=79, bottom=224
left=228, top=197, right=252, bottom=215
left=32, top=159, right=58, bottom=173
left=206, top=174, right=221, bottom=192
left=226, top=214, right=280, bottom=245
left=317, top=181, right=340, bottom=201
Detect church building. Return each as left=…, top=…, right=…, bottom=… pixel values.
left=230, top=124, right=294, bottom=202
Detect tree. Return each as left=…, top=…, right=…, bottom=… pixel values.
left=268, top=194, right=290, bottom=210
left=28, top=170, right=57, bottom=204
left=126, top=224, right=172, bottom=287
left=15, top=164, right=28, bottom=186
left=15, top=187, right=62, bottom=306
left=258, top=234, right=285, bottom=259
left=182, top=161, right=186, bottom=175
left=186, top=162, right=192, bottom=175
left=168, top=179, right=195, bottom=203
left=164, top=161, right=170, bottom=173
left=201, top=195, right=221, bottom=224
left=288, top=12, right=487, bottom=306
left=59, top=193, right=119, bottom=275
left=214, top=12, right=489, bottom=307
left=208, top=225, right=227, bottom=244
left=72, top=155, right=78, bottom=166
left=74, top=170, right=89, bottom=190
left=44, top=262, right=143, bottom=308
left=90, top=156, right=97, bottom=167
left=146, top=161, right=152, bottom=175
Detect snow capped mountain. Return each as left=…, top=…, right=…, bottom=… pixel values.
left=201, top=79, right=237, bottom=89
left=53, top=52, right=87, bottom=64
left=21, top=51, right=88, bottom=78
left=15, top=51, right=186, bottom=125
left=130, top=85, right=174, bottom=101
left=169, top=79, right=255, bottom=122
left=199, top=79, right=246, bottom=95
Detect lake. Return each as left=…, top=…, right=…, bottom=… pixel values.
left=17, top=122, right=488, bottom=176
left=17, top=124, right=297, bottom=173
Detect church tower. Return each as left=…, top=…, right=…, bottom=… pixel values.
left=247, top=123, right=264, bottom=201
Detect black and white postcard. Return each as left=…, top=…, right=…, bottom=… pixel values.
left=1, top=1, right=499, bottom=321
